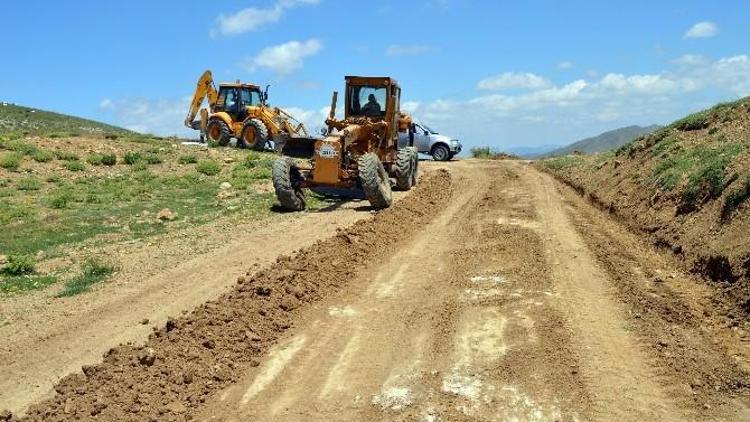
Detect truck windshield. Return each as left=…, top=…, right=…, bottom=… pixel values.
left=422, top=124, right=438, bottom=134
left=348, top=85, right=387, bottom=118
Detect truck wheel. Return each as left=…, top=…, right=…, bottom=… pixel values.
left=431, top=144, right=450, bottom=161
left=358, top=153, right=392, bottom=210
left=410, top=147, right=419, bottom=186
left=394, top=148, right=413, bottom=191
left=272, top=157, right=306, bottom=211
left=240, top=119, right=269, bottom=150
left=207, top=120, right=231, bottom=146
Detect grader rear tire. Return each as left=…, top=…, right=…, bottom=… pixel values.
left=358, top=153, right=392, bottom=210
left=206, top=120, right=231, bottom=146
left=410, top=148, right=419, bottom=186
left=272, top=157, right=306, bottom=211
left=394, top=148, right=413, bottom=191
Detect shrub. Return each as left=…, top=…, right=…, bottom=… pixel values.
left=16, top=176, right=41, bottom=191
left=86, top=153, right=104, bottom=166
left=49, top=189, right=74, bottom=208
left=7, top=140, right=38, bottom=155
left=101, top=153, right=117, bottom=166
left=32, top=149, right=55, bottom=163
left=143, top=153, right=162, bottom=165
left=54, top=150, right=79, bottom=161
left=65, top=160, right=86, bottom=172
left=178, top=154, right=198, bottom=165
left=672, top=111, right=710, bottom=131
left=196, top=159, right=221, bottom=176
left=123, top=151, right=142, bottom=165
left=0, top=153, right=21, bottom=171
left=131, top=162, right=148, bottom=172
left=2, top=254, right=36, bottom=275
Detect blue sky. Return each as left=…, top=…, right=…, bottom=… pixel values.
left=2, top=1, right=750, bottom=150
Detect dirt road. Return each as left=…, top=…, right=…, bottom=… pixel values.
left=10, top=160, right=750, bottom=421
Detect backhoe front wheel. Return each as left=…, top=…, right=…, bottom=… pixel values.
left=272, top=157, right=306, bottom=211
left=240, top=119, right=269, bottom=150
left=206, top=120, right=231, bottom=146
left=358, top=153, right=392, bottom=210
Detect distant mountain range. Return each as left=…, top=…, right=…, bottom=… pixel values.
left=508, top=125, right=661, bottom=159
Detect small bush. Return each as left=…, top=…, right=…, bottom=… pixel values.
left=32, top=149, right=54, bottom=163
left=672, top=111, right=710, bottom=131
left=86, top=153, right=104, bottom=166
left=143, top=153, right=162, bottom=165
left=196, top=159, right=221, bottom=176
left=54, top=150, right=79, bottom=161
left=57, top=257, right=118, bottom=297
left=131, top=162, right=148, bottom=172
left=101, top=153, right=117, bottom=166
left=178, top=154, right=198, bottom=165
left=65, top=160, right=86, bottom=172
left=722, top=176, right=750, bottom=217
left=0, top=153, right=21, bottom=171
left=7, top=140, right=38, bottom=155
left=2, top=254, right=36, bottom=275
left=16, top=176, right=41, bottom=191
left=123, top=151, right=142, bottom=165
left=49, top=189, right=74, bottom=208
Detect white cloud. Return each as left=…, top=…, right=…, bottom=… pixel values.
left=246, top=39, right=323, bottom=75
left=684, top=21, right=718, bottom=39
left=212, top=0, right=319, bottom=37
left=386, top=44, right=434, bottom=56
left=98, top=96, right=193, bottom=137
left=477, top=72, right=552, bottom=91
left=557, top=61, right=574, bottom=70
left=404, top=53, right=750, bottom=150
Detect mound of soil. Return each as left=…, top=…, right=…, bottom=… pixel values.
left=538, top=98, right=750, bottom=323
left=15, top=171, right=452, bottom=421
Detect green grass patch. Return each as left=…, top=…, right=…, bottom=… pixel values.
left=2, top=254, right=36, bottom=275
left=101, top=153, right=117, bottom=166
left=197, top=159, right=221, bottom=175
left=16, top=176, right=41, bottom=191
left=54, top=150, right=79, bottom=161
left=86, top=153, right=104, bottom=166
left=0, top=153, right=21, bottom=171
left=178, top=154, right=198, bottom=165
left=31, top=149, right=55, bottom=162
left=1, top=274, right=58, bottom=294
left=57, top=258, right=117, bottom=297
left=65, top=160, right=86, bottom=172
left=123, top=151, right=141, bottom=165
left=540, top=155, right=586, bottom=170
left=6, top=139, right=38, bottom=155
left=143, top=153, right=162, bottom=165
left=672, top=110, right=710, bottom=131
left=722, top=175, right=750, bottom=217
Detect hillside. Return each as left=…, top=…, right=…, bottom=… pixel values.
left=0, top=102, right=135, bottom=137
left=543, top=125, right=661, bottom=157
left=538, top=98, right=750, bottom=321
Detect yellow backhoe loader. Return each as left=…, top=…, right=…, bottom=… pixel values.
left=272, top=76, right=418, bottom=211
left=184, top=70, right=308, bottom=149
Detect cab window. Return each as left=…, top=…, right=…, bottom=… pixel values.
left=348, top=85, right=387, bottom=118
left=240, top=88, right=261, bottom=107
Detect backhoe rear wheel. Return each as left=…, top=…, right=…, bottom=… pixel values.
left=272, top=157, right=306, bottom=211
left=394, top=148, right=414, bottom=191
left=240, top=119, right=269, bottom=150
left=206, top=119, right=231, bottom=146
left=358, top=153, right=392, bottom=210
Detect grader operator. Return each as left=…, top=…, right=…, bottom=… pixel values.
left=184, top=70, right=308, bottom=149
left=272, top=76, right=419, bottom=211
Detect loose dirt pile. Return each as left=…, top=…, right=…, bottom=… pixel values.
left=14, top=171, right=452, bottom=421
left=537, top=98, right=750, bottom=325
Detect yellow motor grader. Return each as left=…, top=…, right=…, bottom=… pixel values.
left=184, top=70, right=308, bottom=149
left=272, top=76, right=419, bottom=211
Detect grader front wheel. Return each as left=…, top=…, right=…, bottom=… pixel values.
left=358, top=153, right=392, bottom=209
left=272, top=157, right=306, bottom=211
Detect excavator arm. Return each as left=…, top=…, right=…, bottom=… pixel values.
left=184, top=70, right=218, bottom=128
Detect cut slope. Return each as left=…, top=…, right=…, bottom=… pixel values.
left=544, top=125, right=661, bottom=157
left=0, top=103, right=135, bottom=136
left=538, top=97, right=750, bottom=321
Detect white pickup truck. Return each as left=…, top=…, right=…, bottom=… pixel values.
left=398, top=121, right=462, bottom=161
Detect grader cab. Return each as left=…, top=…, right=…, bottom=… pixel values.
left=272, top=76, right=419, bottom=211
